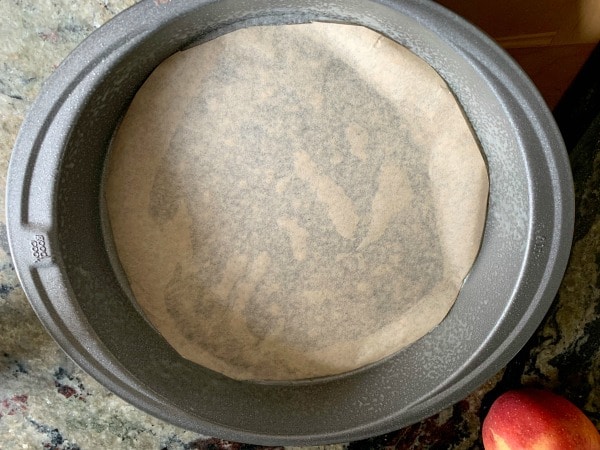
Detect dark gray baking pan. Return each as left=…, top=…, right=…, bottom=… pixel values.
left=6, top=0, right=574, bottom=445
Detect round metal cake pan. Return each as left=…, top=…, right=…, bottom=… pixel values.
left=6, top=0, right=574, bottom=445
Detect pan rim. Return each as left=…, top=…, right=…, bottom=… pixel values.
left=6, top=0, right=574, bottom=445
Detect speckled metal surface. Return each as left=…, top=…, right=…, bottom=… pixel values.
left=0, top=0, right=592, bottom=448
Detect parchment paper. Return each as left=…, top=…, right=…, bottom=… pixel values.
left=104, top=23, right=489, bottom=381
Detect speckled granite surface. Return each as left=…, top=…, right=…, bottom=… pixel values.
left=0, top=1, right=598, bottom=449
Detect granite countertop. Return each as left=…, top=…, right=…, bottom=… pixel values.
left=0, top=1, right=598, bottom=449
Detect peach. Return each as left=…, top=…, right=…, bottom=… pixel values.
left=482, top=388, right=600, bottom=450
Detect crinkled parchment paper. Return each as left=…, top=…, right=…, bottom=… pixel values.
left=104, top=23, right=489, bottom=381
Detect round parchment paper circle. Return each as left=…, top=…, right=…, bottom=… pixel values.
left=104, top=22, right=488, bottom=381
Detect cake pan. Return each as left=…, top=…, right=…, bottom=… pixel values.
left=6, top=0, right=574, bottom=445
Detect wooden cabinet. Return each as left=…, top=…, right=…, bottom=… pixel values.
left=437, top=0, right=600, bottom=108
